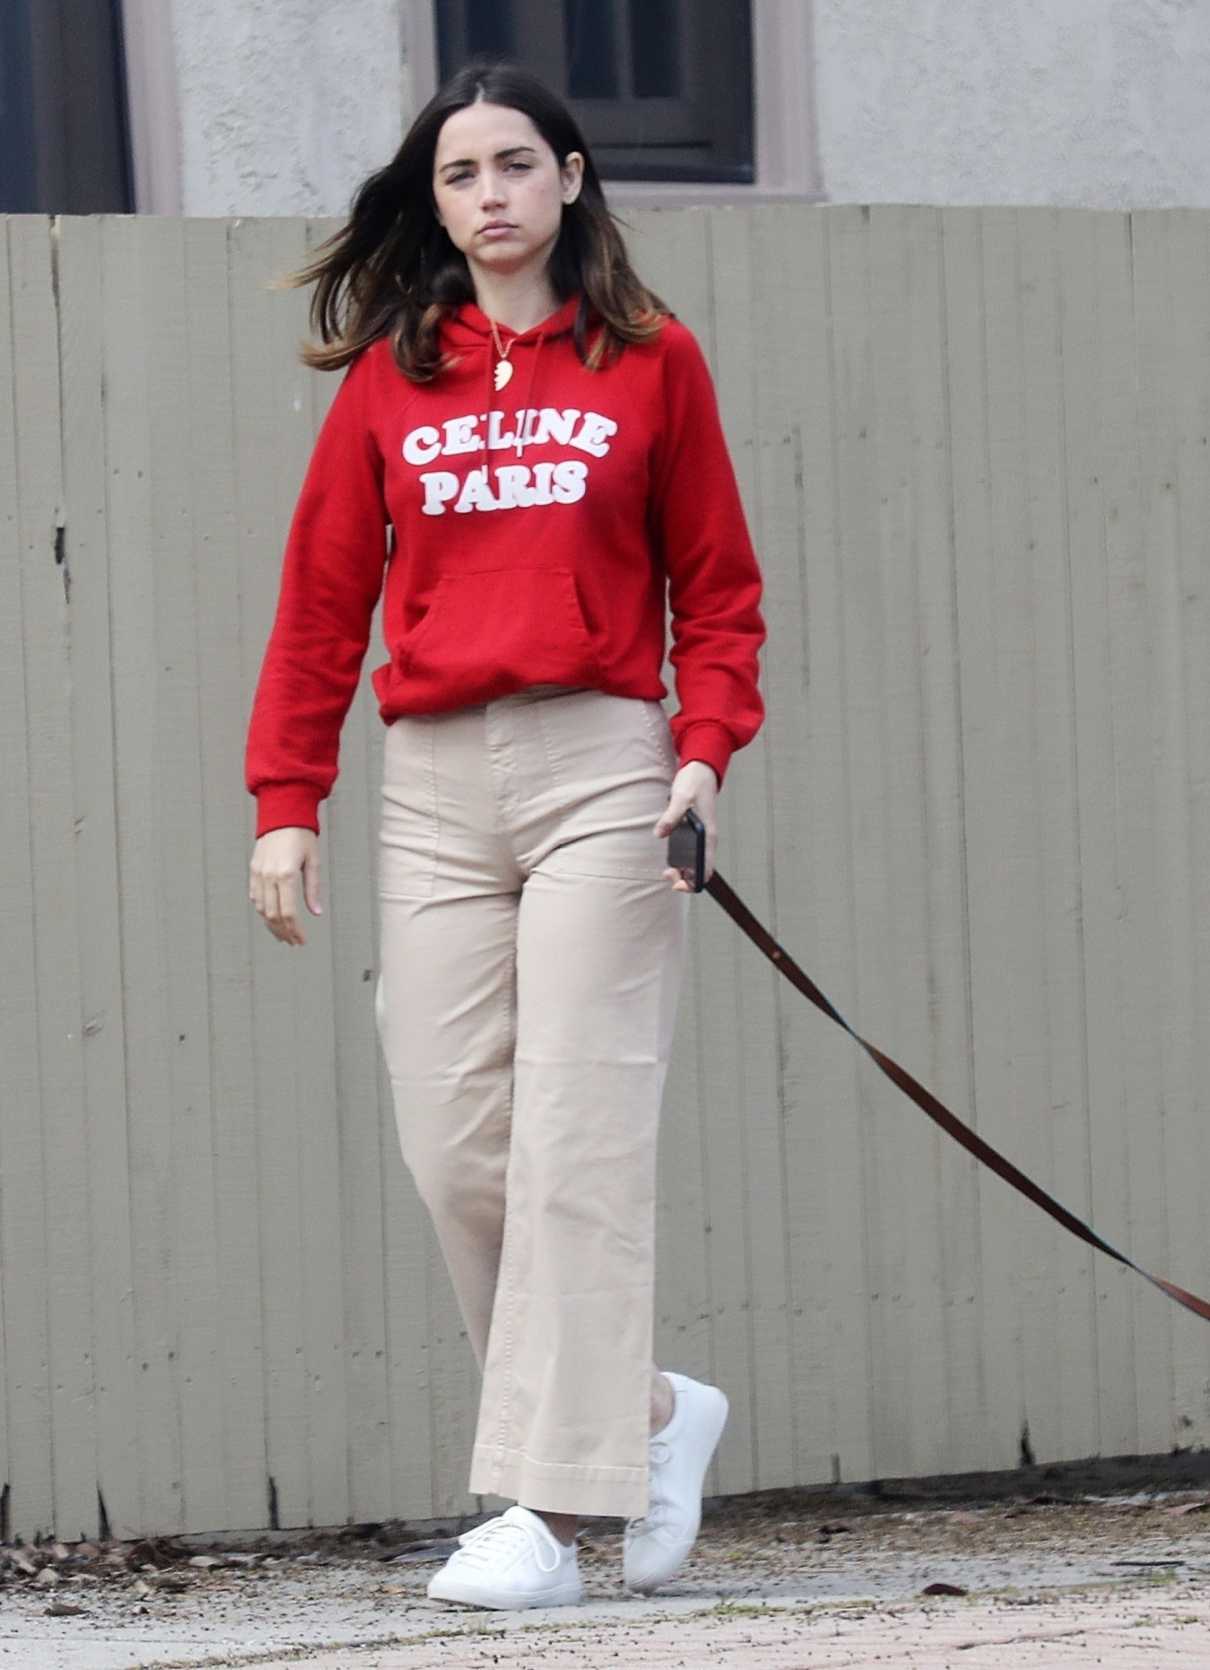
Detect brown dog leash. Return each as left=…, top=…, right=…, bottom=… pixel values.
left=706, top=869, right=1210, bottom=1324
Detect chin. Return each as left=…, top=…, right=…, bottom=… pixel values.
left=473, top=244, right=544, bottom=275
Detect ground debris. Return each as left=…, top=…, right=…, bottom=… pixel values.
left=2, top=1466, right=1210, bottom=1663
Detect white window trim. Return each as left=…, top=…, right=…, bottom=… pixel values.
left=119, top=0, right=183, bottom=213
left=406, top=0, right=824, bottom=206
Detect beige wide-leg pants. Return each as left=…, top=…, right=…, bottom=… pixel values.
left=374, top=685, right=689, bottom=1518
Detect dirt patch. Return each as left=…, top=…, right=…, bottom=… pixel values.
left=4, top=1455, right=1210, bottom=1668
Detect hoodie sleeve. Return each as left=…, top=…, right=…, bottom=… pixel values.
left=244, top=345, right=389, bottom=838
left=650, top=319, right=766, bottom=788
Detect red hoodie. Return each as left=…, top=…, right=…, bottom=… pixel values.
left=245, top=292, right=766, bottom=838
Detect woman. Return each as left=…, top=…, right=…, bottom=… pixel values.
left=244, top=58, right=766, bottom=1611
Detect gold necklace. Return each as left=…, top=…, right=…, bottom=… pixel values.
left=488, top=316, right=515, bottom=391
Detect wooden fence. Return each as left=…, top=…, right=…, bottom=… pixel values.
left=2, top=205, right=1209, bottom=1541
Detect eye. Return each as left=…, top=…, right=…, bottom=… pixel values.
left=445, top=170, right=472, bottom=184
left=506, top=161, right=532, bottom=173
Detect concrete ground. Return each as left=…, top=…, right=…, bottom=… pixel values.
left=4, top=1460, right=1210, bottom=1668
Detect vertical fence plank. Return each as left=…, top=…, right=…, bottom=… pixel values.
left=1130, top=209, right=1201, bottom=1451
left=1160, top=209, right=1210, bottom=1448
left=942, top=206, right=1021, bottom=1470
left=747, top=204, right=860, bottom=1488
left=838, top=197, right=907, bottom=1479
left=792, top=204, right=877, bottom=1486
left=865, top=203, right=957, bottom=1478
left=58, top=215, right=142, bottom=1539
left=1017, top=206, right=1099, bottom=1464
left=231, top=216, right=353, bottom=1530
left=1053, top=207, right=1119, bottom=1463
left=983, top=205, right=1054, bottom=1470
left=101, top=214, right=189, bottom=1531
left=711, top=204, right=795, bottom=1492
left=903, top=207, right=986, bottom=1477
left=8, top=215, right=99, bottom=1538
left=142, top=214, right=227, bottom=1534
left=829, top=201, right=918, bottom=1480
left=184, top=214, right=272, bottom=1531
left=1066, top=211, right=1144, bottom=1457
left=0, top=217, right=57, bottom=1540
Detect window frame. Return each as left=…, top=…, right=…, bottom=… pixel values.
left=119, top=0, right=182, bottom=215
left=410, top=0, right=823, bottom=206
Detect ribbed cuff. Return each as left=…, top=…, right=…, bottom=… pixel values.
left=254, top=784, right=322, bottom=839
left=675, top=721, right=734, bottom=788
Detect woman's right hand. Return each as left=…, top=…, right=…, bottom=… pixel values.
left=249, top=827, right=322, bottom=946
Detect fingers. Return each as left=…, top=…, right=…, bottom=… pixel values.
left=249, top=827, right=321, bottom=946
left=268, top=876, right=304, bottom=945
left=653, top=760, right=721, bottom=892
left=302, top=849, right=324, bottom=917
left=249, top=865, right=305, bottom=945
left=653, top=762, right=717, bottom=835
left=653, top=792, right=689, bottom=839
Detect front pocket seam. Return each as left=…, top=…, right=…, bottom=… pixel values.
left=396, top=567, right=605, bottom=687
left=399, top=579, right=447, bottom=677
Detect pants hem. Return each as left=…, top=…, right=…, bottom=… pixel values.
left=469, top=1442, right=649, bottom=1518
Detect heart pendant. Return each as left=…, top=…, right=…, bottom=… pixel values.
left=494, top=360, right=514, bottom=391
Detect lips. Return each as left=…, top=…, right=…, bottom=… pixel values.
left=479, top=222, right=516, bottom=234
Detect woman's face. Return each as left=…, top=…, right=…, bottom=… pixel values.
left=432, top=101, right=583, bottom=286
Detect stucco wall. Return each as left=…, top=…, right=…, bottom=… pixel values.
left=171, top=0, right=409, bottom=215
left=813, top=0, right=1210, bottom=208
left=162, top=1, right=1210, bottom=216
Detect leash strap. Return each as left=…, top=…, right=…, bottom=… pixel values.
left=705, top=869, right=1210, bottom=1324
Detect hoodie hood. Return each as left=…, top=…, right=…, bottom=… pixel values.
left=440, top=293, right=591, bottom=465
left=440, top=291, right=585, bottom=354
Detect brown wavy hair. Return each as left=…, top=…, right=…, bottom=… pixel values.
left=270, top=57, right=669, bottom=380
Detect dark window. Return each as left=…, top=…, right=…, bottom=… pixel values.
left=0, top=0, right=134, bottom=212
left=434, top=0, right=754, bottom=185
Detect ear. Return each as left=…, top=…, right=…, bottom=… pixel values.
left=561, top=150, right=585, bottom=204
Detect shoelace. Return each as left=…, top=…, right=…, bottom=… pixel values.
left=456, top=1513, right=562, bottom=1575
left=625, top=1435, right=676, bottom=1535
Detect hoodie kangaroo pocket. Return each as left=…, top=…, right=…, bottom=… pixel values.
left=400, top=566, right=605, bottom=693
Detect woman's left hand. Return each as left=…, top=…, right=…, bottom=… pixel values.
left=653, top=760, right=719, bottom=891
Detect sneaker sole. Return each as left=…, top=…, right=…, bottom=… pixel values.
left=427, top=1573, right=584, bottom=1610
left=624, top=1385, right=730, bottom=1594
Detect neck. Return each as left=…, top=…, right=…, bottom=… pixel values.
left=469, top=262, right=561, bottom=334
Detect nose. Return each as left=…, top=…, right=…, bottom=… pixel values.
left=479, top=169, right=506, bottom=210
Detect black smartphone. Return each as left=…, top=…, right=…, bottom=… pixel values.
left=666, top=807, right=707, bottom=892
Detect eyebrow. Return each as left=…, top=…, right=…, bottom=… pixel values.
left=437, top=145, right=538, bottom=174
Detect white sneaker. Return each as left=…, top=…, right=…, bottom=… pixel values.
left=426, top=1504, right=583, bottom=1610
left=623, top=1371, right=729, bottom=1594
